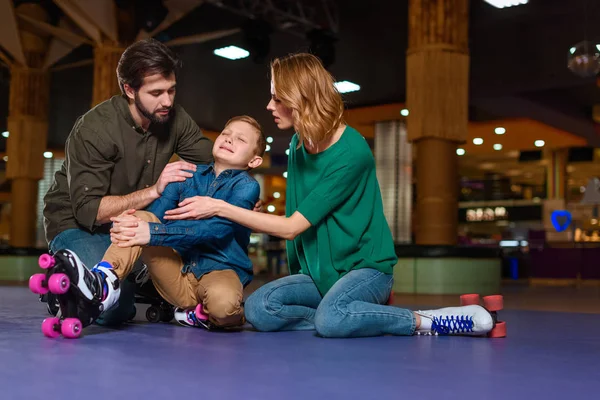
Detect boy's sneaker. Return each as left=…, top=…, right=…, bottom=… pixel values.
left=415, top=305, right=494, bottom=336
left=174, top=304, right=212, bottom=330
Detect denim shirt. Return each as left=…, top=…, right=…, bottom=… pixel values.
left=145, top=164, right=260, bottom=286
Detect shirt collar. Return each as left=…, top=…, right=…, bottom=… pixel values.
left=201, top=163, right=246, bottom=178
left=113, top=95, right=146, bottom=134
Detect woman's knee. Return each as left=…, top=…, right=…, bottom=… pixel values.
left=314, top=299, right=348, bottom=338
left=244, top=289, right=278, bottom=331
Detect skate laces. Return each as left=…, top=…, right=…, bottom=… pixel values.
left=431, top=315, right=474, bottom=335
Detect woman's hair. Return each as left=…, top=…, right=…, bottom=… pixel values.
left=270, top=53, right=345, bottom=145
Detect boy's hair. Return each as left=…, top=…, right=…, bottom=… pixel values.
left=117, top=38, right=182, bottom=94
left=224, top=115, right=267, bottom=157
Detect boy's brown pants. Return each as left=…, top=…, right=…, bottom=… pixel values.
left=103, top=211, right=244, bottom=328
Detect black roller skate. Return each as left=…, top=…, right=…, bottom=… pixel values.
left=29, top=249, right=121, bottom=339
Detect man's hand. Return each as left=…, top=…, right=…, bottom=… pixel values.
left=151, top=161, right=197, bottom=197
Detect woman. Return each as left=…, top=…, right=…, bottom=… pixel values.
left=163, top=53, right=495, bottom=338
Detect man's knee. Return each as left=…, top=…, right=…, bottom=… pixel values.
left=133, top=210, right=160, bottom=223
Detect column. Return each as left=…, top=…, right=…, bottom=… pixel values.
left=375, top=120, right=412, bottom=243
left=406, top=0, right=469, bottom=245
left=6, top=4, right=50, bottom=247
left=546, top=148, right=568, bottom=200
left=92, top=44, right=124, bottom=107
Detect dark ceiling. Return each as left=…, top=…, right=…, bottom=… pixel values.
left=1, top=0, right=600, bottom=160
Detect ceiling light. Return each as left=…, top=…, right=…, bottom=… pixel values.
left=213, top=45, right=250, bottom=60
left=483, top=0, right=528, bottom=8
left=400, top=109, right=409, bottom=117
left=267, top=205, right=276, bottom=213
left=473, top=138, right=484, bottom=145
left=265, top=144, right=271, bottom=152
left=493, top=144, right=503, bottom=151
left=1, top=131, right=8, bottom=138
left=43, top=151, right=53, bottom=159
left=267, top=137, right=274, bottom=143
left=283, top=171, right=288, bottom=178
left=285, top=149, right=290, bottom=156
left=334, top=81, right=360, bottom=93
left=456, top=148, right=466, bottom=156
left=273, top=192, right=281, bottom=199
left=534, top=140, right=545, bottom=147
left=495, top=127, right=506, bottom=135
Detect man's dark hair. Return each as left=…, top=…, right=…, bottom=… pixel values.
left=116, top=38, right=182, bottom=94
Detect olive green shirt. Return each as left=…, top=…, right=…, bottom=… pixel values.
left=286, top=126, right=398, bottom=295
left=43, top=95, right=213, bottom=243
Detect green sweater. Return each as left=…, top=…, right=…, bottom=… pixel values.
left=286, top=125, right=398, bottom=295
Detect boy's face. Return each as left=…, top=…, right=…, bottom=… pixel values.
left=213, top=121, right=263, bottom=169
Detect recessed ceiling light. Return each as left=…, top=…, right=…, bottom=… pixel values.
left=400, top=109, right=409, bottom=117
left=43, top=151, right=53, bottom=158
left=473, top=138, right=484, bottom=145
left=213, top=45, right=249, bottom=60
left=456, top=148, right=466, bottom=156
left=534, top=140, right=545, bottom=147
left=483, top=0, right=528, bottom=9
left=495, top=127, right=506, bottom=135
left=493, top=144, right=503, bottom=151
left=334, top=81, right=360, bottom=93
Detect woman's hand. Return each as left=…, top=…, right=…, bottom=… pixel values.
left=163, top=196, right=222, bottom=220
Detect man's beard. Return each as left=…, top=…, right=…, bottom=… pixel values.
left=134, top=93, right=172, bottom=125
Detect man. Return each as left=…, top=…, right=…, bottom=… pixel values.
left=43, top=38, right=214, bottom=325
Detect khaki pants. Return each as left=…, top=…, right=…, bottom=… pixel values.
left=104, top=211, right=245, bottom=328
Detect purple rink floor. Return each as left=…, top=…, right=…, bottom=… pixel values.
left=1, top=286, right=599, bottom=400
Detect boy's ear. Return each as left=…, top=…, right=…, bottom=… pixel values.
left=248, top=155, right=263, bottom=169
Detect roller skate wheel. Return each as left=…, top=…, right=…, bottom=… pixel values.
left=29, top=273, right=48, bottom=295
left=146, top=306, right=161, bottom=323
left=38, top=254, right=56, bottom=269
left=195, top=304, right=209, bottom=321
left=48, top=273, right=70, bottom=295
left=483, top=295, right=504, bottom=312
left=460, top=294, right=480, bottom=306
left=487, top=321, right=507, bottom=338
left=41, top=317, right=61, bottom=338
left=61, top=318, right=82, bottom=339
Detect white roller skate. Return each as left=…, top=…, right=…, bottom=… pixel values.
left=29, top=249, right=121, bottom=339
left=415, top=305, right=494, bottom=336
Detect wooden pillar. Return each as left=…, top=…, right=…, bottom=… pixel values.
left=91, top=44, right=124, bottom=107
left=406, top=0, right=469, bottom=245
left=6, top=4, right=50, bottom=247
left=546, top=148, right=568, bottom=200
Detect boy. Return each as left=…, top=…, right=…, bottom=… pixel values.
left=44, top=115, right=266, bottom=332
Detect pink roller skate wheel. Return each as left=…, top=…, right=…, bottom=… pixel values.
left=38, top=254, right=56, bottom=269
left=48, top=273, right=70, bottom=295
left=195, top=304, right=209, bottom=321
left=41, top=317, right=61, bottom=338
left=29, top=273, right=48, bottom=295
left=61, top=318, right=82, bottom=339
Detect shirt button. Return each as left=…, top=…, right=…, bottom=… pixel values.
left=147, top=159, right=151, bottom=164
left=84, top=186, right=89, bottom=191
left=145, top=185, right=149, bottom=188
left=154, top=226, right=159, bottom=231
left=192, top=262, right=196, bottom=266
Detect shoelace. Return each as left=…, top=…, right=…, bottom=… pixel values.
left=431, top=315, right=474, bottom=335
